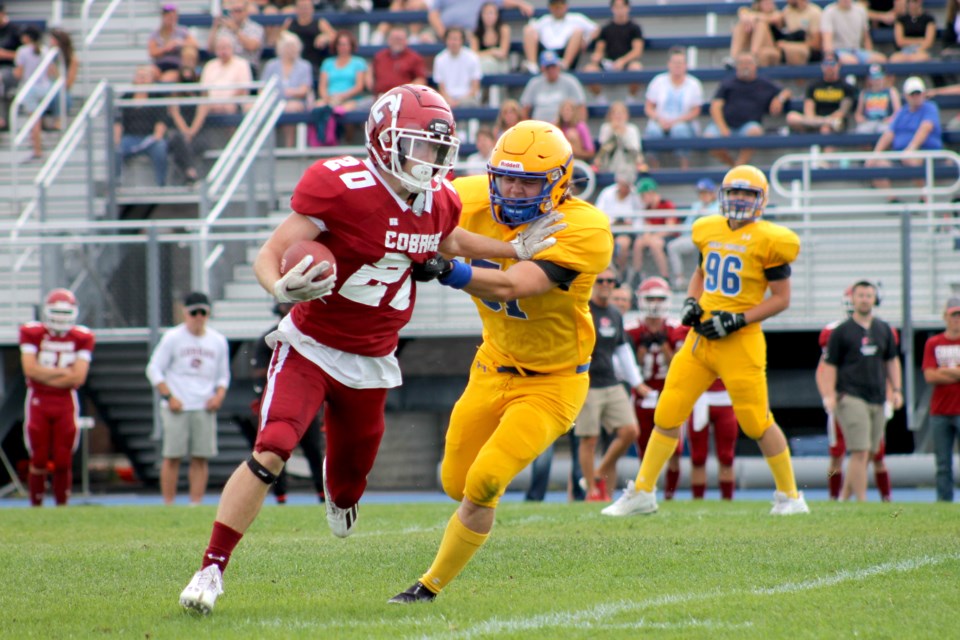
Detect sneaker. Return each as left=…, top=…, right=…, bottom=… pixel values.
left=595, top=477, right=610, bottom=501
left=600, top=481, right=658, bottom=516
left=323, top=457, right=358, bottom=538
left=388, top=581, right=437, bottom=604
left=522, top=60, right=539, bottom=74
left=770, top=491, right=810, bottom=515
left=179, top=565, right=223, bottom=615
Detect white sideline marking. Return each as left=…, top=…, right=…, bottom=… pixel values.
left=414, top=553, right=960, bottom=640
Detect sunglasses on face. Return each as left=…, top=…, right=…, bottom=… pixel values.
left=595, top=278, right=618, bottom=285
left=188, top=308, right=209, bottom=317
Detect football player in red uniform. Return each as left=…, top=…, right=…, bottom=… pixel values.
left=626, top=277, right=685, bottom=499
left=19, top=288, right=95, bottom=507
left=179, top=84, right=563, bottom=615
left=815, top=285, right=893, bottom=501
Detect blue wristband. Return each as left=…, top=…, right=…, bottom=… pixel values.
left=438, top=259, right=473, bottom=290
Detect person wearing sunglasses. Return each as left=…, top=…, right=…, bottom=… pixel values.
left=146, top=291, right=231, bottom=506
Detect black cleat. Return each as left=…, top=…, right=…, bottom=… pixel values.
left=388, top=581, right=437, bottom=604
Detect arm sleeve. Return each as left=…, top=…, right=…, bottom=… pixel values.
left=145, top=332, right=172, bottom=386
left=614, top=341, right=644, bottom=388
left=532, top=260, right=580, bottom=291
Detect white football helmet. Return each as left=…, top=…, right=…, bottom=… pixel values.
left=365, top=84, right=460, bottom=194
left=638, top=276, right=671, bottom=318
left=43, top=288, right=78, bottom=334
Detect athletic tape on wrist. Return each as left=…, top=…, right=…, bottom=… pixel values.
left=439, top=259, right=473, bottom=290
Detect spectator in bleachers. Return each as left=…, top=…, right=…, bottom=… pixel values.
left=785, top=55, right=855, bottom=135
left=432, top=0, right=533, bottom=42
left=594, top=100, right=645, bottom=175
left=943, top=0, right=960, bottom=59
left=493, top=98, right=523, bottom=137
left=556, top=98, right=594, bottom=161
left=282, top=0, right=335, bottom=76
left=727, top=0, right=783, bottom=64
left=853, top=63, right=900, bottom=133
left=469, top=2, right=512, bottom=75
left=643, top=47, right=703, bottom=171
left=867, top=76, right=943, bottom=195
left=253, top=0, right=285, bottom=49
left=319, top=30, right=368, bottom=111
left=371, top=25, right=426, bottom=98
left=704, top=52, right=791, bottom=167
left=262, top=30, right=313, bottom=146
left=0, top=4, right=20, bottom=119
left=667, top=178, right=719, bottom=291
left=519, top=50, right=586, bottom=122
left=179, top=43, right=201, bottom=77
left=13, top=26, right=48, bottom=162
left=464, top=126, right=495, bottom=175
left=207, top=0, right=265, bottom=73
left=821, top=0, right=886, bottom=65
left=114, top=65, right=169, bottom=186
left=48, top=29, right=77, bottom=126
left=631, top=177, right=677, bottom=284
left=148, top=4, right=199, bottom=83
left=522, top=0, right=598, bottom=73
left=167, top=66, right=209, bottom=185
left=371, top=0, right=434, bottom=47
left=757, top=0, right=824, bottom=67
left=926, top=82, right=960, bottom=130
left=889, top=0, right=937, bottom=62
left=433, top=27, right=482, bottom=107
left=594, top=168, right=643, bottom=277
left=860, top=0, right=906, bottom=28
left=200, top=34, right=253, bottom=114
left=582, top=0, right=644, bottom=102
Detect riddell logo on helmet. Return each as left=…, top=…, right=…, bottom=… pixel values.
left=498, top=160, right=523, bottom=170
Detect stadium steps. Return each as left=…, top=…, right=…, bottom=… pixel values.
left=83, top=342, right=252, bottom=488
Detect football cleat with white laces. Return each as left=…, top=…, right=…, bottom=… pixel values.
left=600, top=481, right=658, bottom=516
left=770, top=491, right=810, bottom=515
left=323, top=457, right=358, bottom=538
left=179, top=565, right=223, bottom=615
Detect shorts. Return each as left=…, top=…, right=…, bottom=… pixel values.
left=834, top=395, right=885, bottom=453
left=575, top=384, right=638, bottom=437
left=834, top=48, right=874, bottom=64
left=161, top=407, right=218, bottom=459
left=704, top=121, right=763, bottom=137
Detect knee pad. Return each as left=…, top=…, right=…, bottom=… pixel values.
left=246, top=455, right=278, bottom=485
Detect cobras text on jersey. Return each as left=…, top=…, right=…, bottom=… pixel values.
left=19, top=322, right=95, bottom=396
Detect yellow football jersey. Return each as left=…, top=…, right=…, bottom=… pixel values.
left=453, top=175, right=613, bottom=373
left=692, top=215, right=800, bottom=326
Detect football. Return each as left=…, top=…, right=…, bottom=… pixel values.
left=280, top=240, right=336, bottom=281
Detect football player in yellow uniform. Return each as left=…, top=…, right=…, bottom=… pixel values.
left=602, top=165, right=810, bottom=517
left=389, top=121, right=614, bottom=603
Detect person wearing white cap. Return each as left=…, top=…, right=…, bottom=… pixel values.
left=921, top=296, right=960, bottom=502
left=866, top=75, right=943, bottom=197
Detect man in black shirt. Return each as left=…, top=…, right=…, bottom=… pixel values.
left=583, top=0, right=644, bottom=100
left=785, top=56, right=856, bottom=134
left=573, top=267, right=648, bottom=501
left=819, top=280, right=903, bottom=501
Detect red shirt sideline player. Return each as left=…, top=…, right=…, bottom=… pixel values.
left=178, top=84, right=564, bottom=615
left=19, top=288, right=95, bottom=507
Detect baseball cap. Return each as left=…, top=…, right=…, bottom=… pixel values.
left=161, top=3, right=177, bottom=12
left=636, top=177, right=658, bottom=193
left=903, top=76, right=925, bottom=95
left=946, top=296, right=960, bottom=314
left=868, top=64, right=885, bottom=79
left=183, top=291, right=211, bottom=310
left=696, top=178, right=716, bottom=192
left=539, top=50, right=560, bottom=68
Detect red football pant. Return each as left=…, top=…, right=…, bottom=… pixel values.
left=24, top=390, right=80, bottom=506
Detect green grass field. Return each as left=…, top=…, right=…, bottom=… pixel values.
left=1, top=500, right=958, bottom=639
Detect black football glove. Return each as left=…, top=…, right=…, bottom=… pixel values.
left=695, top=311, right=747, bottom=340
left=411, top=254, right=453, bottom=282
left=680, top=297, right=703, bottom=327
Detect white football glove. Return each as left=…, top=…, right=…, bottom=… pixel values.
left=273, top=255, right=337, bottom=303
left=511, top=212, right=568, bottom=261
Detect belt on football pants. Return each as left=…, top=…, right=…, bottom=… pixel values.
left=495, top=363, right=590, bottom=376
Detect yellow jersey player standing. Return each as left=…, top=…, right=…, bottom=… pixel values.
left=389, top=121, right=614, bottom=603
left=602, top=165, right=810, bottom=517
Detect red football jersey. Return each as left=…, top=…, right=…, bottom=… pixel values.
left=921, top=332, right=960, bottom=416
left=288, top=156, right=461, bottom=357
left=19, top=322, right=95, bottom=397
left=628, top=318, right=682, bottom=390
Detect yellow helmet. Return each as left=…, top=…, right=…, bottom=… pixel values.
left=487, top=121, right=573, bottom=226
left=720, top=164, right=768, bottom=221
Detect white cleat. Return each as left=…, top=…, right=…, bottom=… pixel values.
left=323, top=457, right=358, bottom=538
left=179, top=565, right=223, bottom=615
left=600, top=481, right=658, bottom=516
left=770, top=491, right=810, bottom=515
